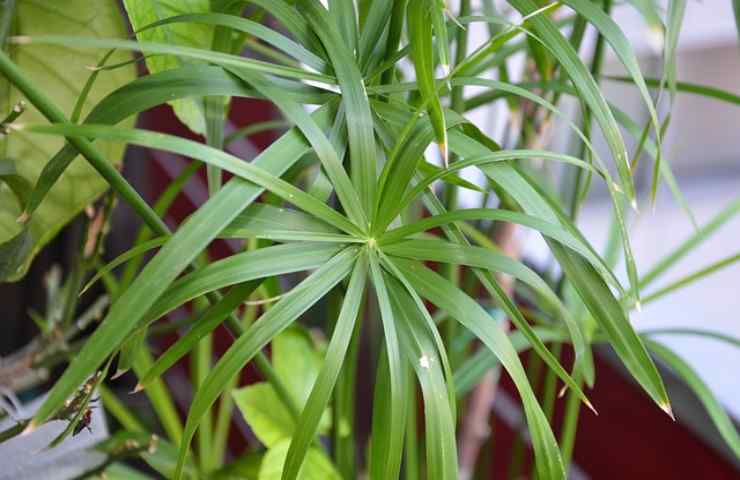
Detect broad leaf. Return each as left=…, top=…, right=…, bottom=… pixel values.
left=0, top=0, right=135, bottom=280
left=258, top=439, right=341, bottom=480
left=122, top=0, right=215, bottom=134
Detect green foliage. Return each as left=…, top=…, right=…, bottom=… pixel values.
left=232, top=328, right=331, bottom=448
left=122, top=0, right=216, bottom=134
left=0, top=0, right=135, bottom=280
left=1, top=1, right=739, bottom=479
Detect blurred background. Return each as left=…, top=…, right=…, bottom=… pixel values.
left=450, top=0, right=740, bottom=476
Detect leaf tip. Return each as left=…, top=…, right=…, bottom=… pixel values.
left=9, top=35, right=32, bottom=45
left=558, top=384, right=568, bottom=398
left=439, top=141, right=449, bottom=168
left=132, top=382, right=145, bottom=394
left=111, top=369, right=128, bottom=380
left=22, top=420, right=37, bottom=435
left=660, top=401, right=675, bottom=421
left=630, top=198, right=639, bottom=213
left=16, top=211, right=29, bottom=224
left=585, top=398, right=598, bottom=416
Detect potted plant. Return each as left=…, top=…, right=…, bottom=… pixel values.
left=1, top=0, right=738, bottom=478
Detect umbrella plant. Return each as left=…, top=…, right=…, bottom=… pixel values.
left=1, top=0, right=739, bottom=478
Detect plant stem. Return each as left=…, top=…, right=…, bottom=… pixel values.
left=132, top=346, right=184, bottom=445
left=333, top=289, right=363, bottom=479
left=542, top=342, right=563, bottom=423
left=458, top=221, right=521, bottom=480
left=99, top=384, right=146, bottom=432
left=191, top=296, right=214, bottom=471
left=559, top=371, right=583, bottom=468
left=0, top=0, right=16, bottom=48
left=443, top=0, right=471, bottom=364
left=404, top=370, right=420, bottom=480
left=0, top=50, right=299, bottom=425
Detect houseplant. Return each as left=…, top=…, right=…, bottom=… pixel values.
left=1, top=0, right=739, bottom=478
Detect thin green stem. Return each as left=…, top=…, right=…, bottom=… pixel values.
left=212, top=295, right=258, bottom=468
left=0, top=50, right=169, bottom=233
left=0, top=50, right=300, bottom=429
left=541, top=343, right=563, bottom=423
left=0, top=0, right=16, bottom=48
left=191, top=296, right=213, bottom=471
left=333, top=290, right=363, bottom=479
left=404, top=372, right=420, bottom=480
left=559, top=372, right=584, bottom=468
left=99, top=384, right=146, bottom=432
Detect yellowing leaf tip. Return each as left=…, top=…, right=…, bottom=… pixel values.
left=660, top=401, right=675, bottom=421
left=439, top=141, right=448, bottom=168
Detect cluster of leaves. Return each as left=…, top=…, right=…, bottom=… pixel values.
left=1, top=0, right=740, bottom=479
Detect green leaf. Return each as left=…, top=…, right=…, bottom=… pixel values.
left=148, top=242, right=344, bottom=322
left=210, top=452, right=264, bottom=480
left=300, top=0, right=377, bottom=215
left=225, top=67, right=367, bottom=229
left=606, top=75, right=740, bottom=106
left=640, top=199, right=740, bottom=289
left=233, top=383, right=298, bottom=448
left=18, top=36, right=336, bottom=86
left=122, top=0, right=215, bottom=134
left=663, top=0, right=687, bottom=100
left=142, top=12, right=327, bottom=72
left=380, top=207, right=617, bottom=290
left=273, top=327, right=326, bottom=407
left=102, top=464, right=154, bottom=480
left=358, top=0, right=393, bottom=70
left=174, top=247, right=359, bottom=479
left=443, top=127, right=668, bottom=402
left=384, top=239, right=592, bottom=406
left=221, top=203, right=355, bottom=243
left=82, top=236, right=168, bottom=295
left=240, top=0, right=327, bottom=59
left=455, top=328, right=568, bottom=396
left=31, top=105, right=337, bottom=428
left=642, top=251, right=740, bottom=306
left=507, top=0, right=635, bottom=203
left=329, top=0, right=358, bottom=54
left=407, top=0, right=448, bottom=164
left=0, top=0, right=135, bottom=281
left=259, top=439, right=341, bottom=480
left=642, top=328, right=740, bottom=349
left=97, top=431, right=198, bottom=479
left=417, top=160, right=485, bottom=193
left=20, top=123, right=364, bottom=237
left=625, top=0, right=664, bottom=32
left=396, top=258, right=566, bottom=480
left=367, top=250, right=407, bottom=480
left=232, top=328, right=331, bottom=454
left=386, top=273, right=458, bottom=480
left=283, top=255, right=367, bottom=479
left=646, top=340, right=740, bottom=458
left=138, top=282, right=258, bottom=389
left=562, top=0, right=661, bottom=154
